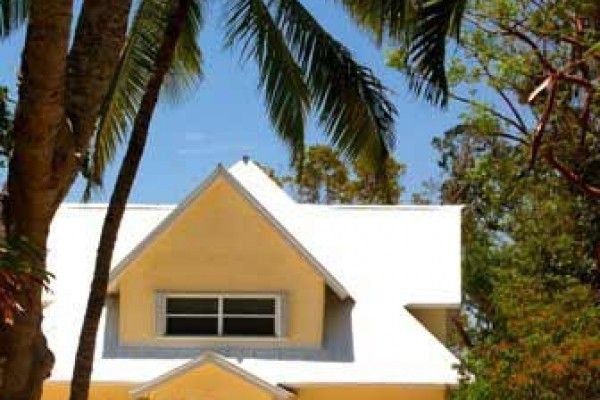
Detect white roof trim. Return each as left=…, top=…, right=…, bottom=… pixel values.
left=107, top=165, right=350, bottom=299
left=107, top=166, right=223, bottom=292
left=130, top=351, right=295, bottom=399
left=220, top=167, right=349, bottom=299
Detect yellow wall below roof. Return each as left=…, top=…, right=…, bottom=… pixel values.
left=117, top=174, right=325, bottom=347
left=43, top=382, right=133, bottom=400
left=43, top=382, right=446, bottom=400
left=295, top=385, right=446, bottom=400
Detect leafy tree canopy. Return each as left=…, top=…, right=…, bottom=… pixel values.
left=398, top=0, right=600, bottom=398
left=265, top=144, right=405, bottom=205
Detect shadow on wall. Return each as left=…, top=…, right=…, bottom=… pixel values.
left=103, top=288, right=355, bottom=362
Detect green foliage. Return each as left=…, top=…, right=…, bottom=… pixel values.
left=82, top=0, right=204, bottom=199
left=342, top=0, right=466, bottom=106
left=82, top=0, right=409, bottom=199
left=225, top=0, right=397, bottom=166
left=272, top=144, right=405, bottom=205
left=428, top=122, right=600, bottom=398
left=0, top=235, right=50, bottom=325
left=411, top=2, right=600, bottom=392
left=456, top=275, right=600, bottom=400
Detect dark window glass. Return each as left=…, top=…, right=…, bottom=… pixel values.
left=166, top=317, right=218, bottom=335
left=166, top=298, right=218, bottom=315
left=223, top=317, right=275, bottom=336
left=223, top=298, right=275, bottom=315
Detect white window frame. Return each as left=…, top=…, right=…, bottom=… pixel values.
left=157, top=293, right=282, bottom=338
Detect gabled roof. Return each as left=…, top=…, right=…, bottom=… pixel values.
left=130, top=351, right=294, bottom=399
left=106, top=164, right=350, bottom=299
left=44, top=159, right=462, bottom=386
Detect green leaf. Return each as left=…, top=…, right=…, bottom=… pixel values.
left=341, top=0, right=466, bottom=107
left=82, top=0, right=204, bottom=200
left=272, top=0, right=397, bottom=166
left=224, top=0, right=310, bottom=160
left=584, top=41, right=600, bottom=57
left=405, top=0, right=466, bottom=107
left=338, top=0, right=416, bottom=44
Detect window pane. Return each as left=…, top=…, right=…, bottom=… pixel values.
left=223, top=298, right=275, bottom=315
left=166, top=298, right=218, bottom=315
left=223, top=317, right=275, bottom=336
left=166, top=317, right=218, bottom=335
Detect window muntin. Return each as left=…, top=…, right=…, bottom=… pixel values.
left=162, top=294, right=281, bottom=337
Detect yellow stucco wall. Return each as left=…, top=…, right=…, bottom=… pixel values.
left=43, top=382, right=447, bottom=400
left=43, top=382, right=133, bottom=400
left=295, top=385, right=446, bottom=400
left=116, top=175, right=325, bottom=347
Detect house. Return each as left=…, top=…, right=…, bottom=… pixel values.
left=42, top=159, right=462, bottom=400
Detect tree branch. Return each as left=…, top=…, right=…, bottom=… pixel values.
left=450, top=93, right=529, bottom=138
left=529, top=74, right=557, bottom=166
left=452, top=315, right=473, bottom=348
left=469, top=51, right=529, bottom=133
left=496, top=21, right=555, bottom=72
left=544, top=151, right=600, bottom=199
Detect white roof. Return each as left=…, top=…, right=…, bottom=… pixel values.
left=43, top=160, right=461, bottom=387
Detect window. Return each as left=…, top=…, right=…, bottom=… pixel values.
left=159, top=294, right=281, bottom=337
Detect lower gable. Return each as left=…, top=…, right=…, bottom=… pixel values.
left=133, top=363, right=277, bottom=400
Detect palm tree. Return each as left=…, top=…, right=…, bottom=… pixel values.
left=0, top=1, right=466, bottom=399
left=69, top=1, right=200, bottom=399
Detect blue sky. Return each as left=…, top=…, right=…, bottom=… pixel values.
left=0, top=2, right=464, bottom=204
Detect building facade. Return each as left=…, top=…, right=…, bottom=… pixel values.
left=42, top=160, right=462, bottom=400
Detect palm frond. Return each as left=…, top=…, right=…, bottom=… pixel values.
left=83, top=0, right=204, bottom=200
left=405, top=0, right=466, bottom=107
left=0, top=0, right=29, bottom=39
left=224, top=0, right=310, bottom=160
left=272, top=0, right=396, bottom=166
left=340, top=0, right=466, bottom=108
left=162, top=0, right=204, bottom=102
left=338, top=0, right=415, bottom=44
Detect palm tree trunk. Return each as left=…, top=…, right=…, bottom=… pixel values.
left=69, top=1, right=191, bottom=399
left=0, top=0, right=133, bottom=398
left=0, top=1, right=72, bottom=398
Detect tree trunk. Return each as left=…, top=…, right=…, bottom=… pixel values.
left=69, top=1, right=191, bottom=399
left=0, top=0, right=132, bottom=397
left=0, top=1, right=73, bottom=398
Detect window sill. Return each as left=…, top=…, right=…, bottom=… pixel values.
left=152, top=335, right=289, bottom=344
